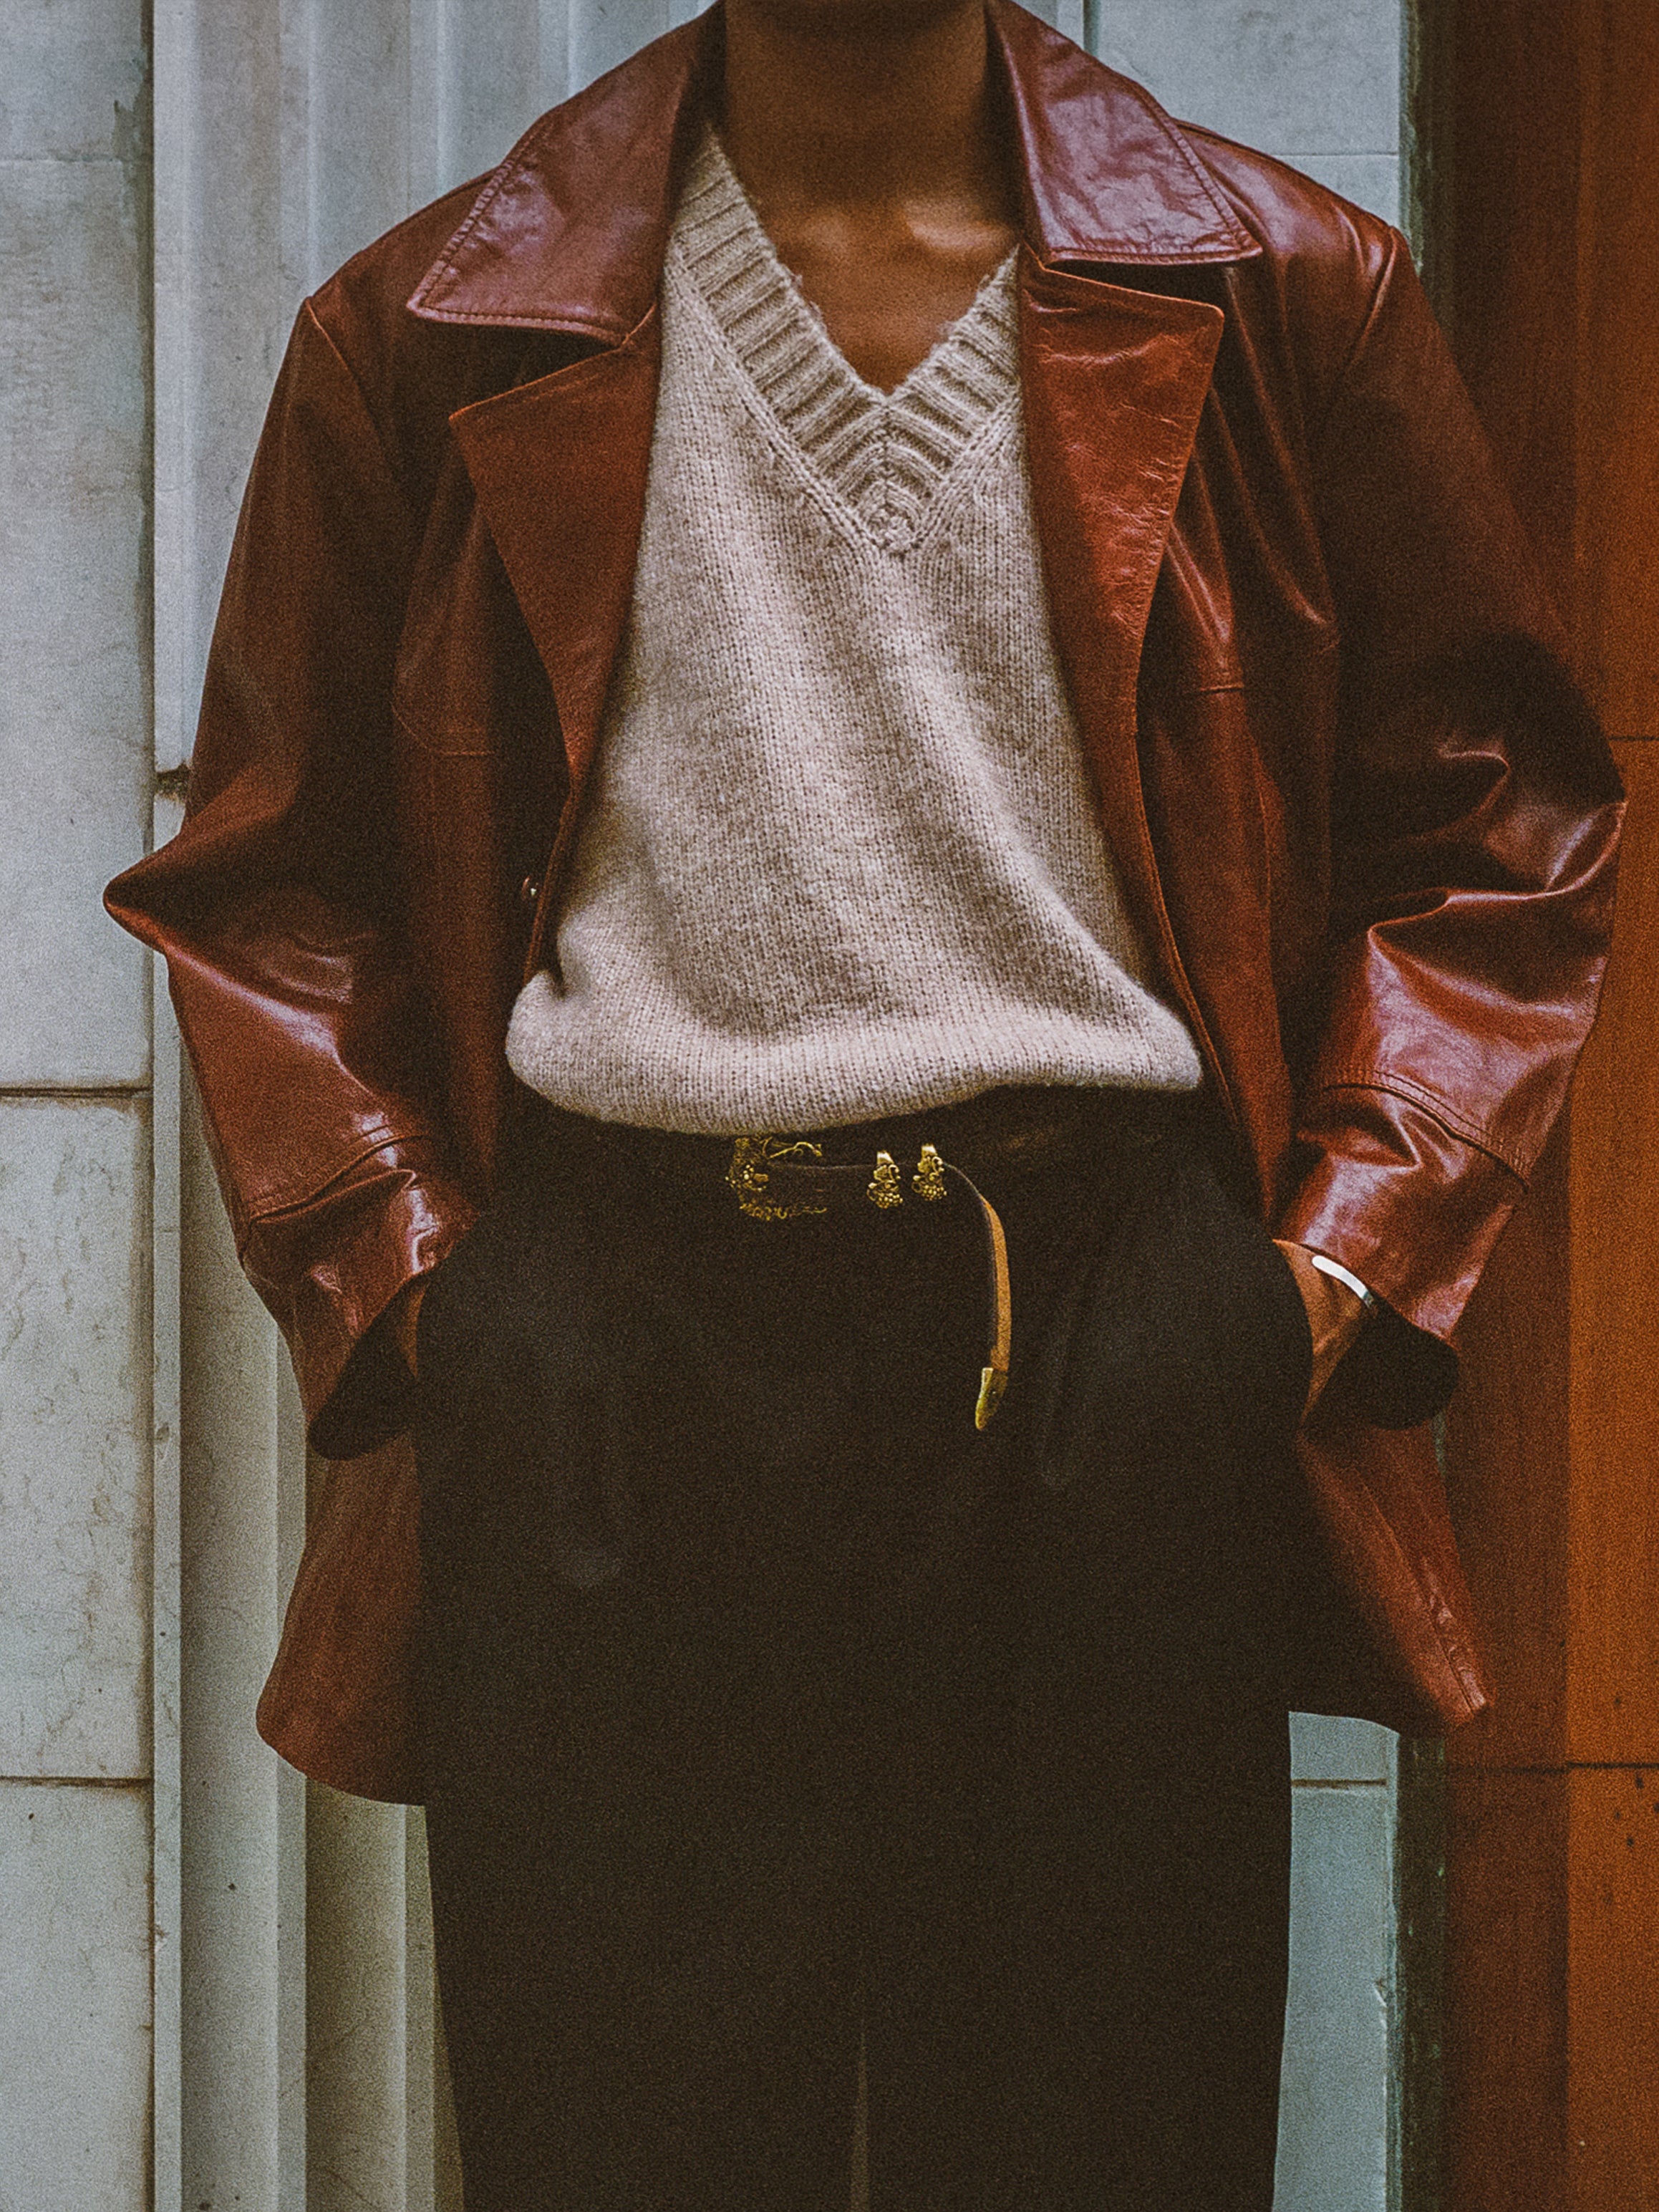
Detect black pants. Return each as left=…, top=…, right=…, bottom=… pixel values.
left=415, top=1093, right=1313, bottom=2211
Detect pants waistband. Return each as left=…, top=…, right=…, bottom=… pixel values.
left=513, top=1087, right=1206, bottom=1432
left=516, top=1082, right=1201, bottom=1197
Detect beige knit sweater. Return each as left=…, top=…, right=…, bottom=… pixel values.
left=506, top=130, right=1202, bottom=1134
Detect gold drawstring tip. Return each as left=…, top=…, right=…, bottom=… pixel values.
left=974, top=1366, right=1008, bottom=1429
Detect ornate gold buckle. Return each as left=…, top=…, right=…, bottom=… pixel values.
left=726, top=1135, right=828, bottom=1222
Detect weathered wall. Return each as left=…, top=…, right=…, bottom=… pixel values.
left=1101, top=0, right=1402, bottom=219
left=0, top=2, right=1409, bottom=2205
left=0, top=4, right=154, bottom=2206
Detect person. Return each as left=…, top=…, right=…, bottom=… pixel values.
left=107, top=0, right=1624, bottom=2205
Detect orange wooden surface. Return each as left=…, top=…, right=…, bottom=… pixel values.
left=1572, top=11, right=1659, bottom=735
left=1433, top=2, right=1659, bottom=2201
left=1446, top=0, right=1659, bottom=733
left=1443, top=1769, right=1569, bottom=2208
left=1567, top=745, right=1659, bottom=1764
left=1445, top=1767, right=1659, bottom=2212
left=1565, top=1764, right=1659, bottom=2208
left=1443, top=0, right=1587, bottom=619
left=1448, top=748, right=1659, bottom=1773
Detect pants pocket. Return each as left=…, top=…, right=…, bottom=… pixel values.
left=1246, top=1220, right=1315, bottom=1436
left=1030, top=1136, right=1310, bottom=1495
left=412, top=1203, right=500, bottom=1386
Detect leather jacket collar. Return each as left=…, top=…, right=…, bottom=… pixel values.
left=407, top=0, right=1261, bottom=341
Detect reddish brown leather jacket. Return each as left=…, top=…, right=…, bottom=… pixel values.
left=108, top=2, right=1623, bottom=1795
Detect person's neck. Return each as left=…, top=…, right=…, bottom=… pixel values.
left=718, top=0, right=1010, bottom=228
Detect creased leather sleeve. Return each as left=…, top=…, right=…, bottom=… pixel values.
left=1276, top=231, right=1624, bottom=1375
left=107, top=299, right=478, bottom=1457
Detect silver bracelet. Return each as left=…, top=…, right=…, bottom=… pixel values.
left=1307, top=1250, right=1382, bottom=1318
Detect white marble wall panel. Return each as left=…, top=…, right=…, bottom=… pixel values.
left=1279, top=1724, right=1399, bottom=2206
left=175, top=1073, right=307, bottom=2212
left=1292, top=1711, right=1396, bottom=1784
left=1277, top=1784, right=1398, bottom=2212
left=1098, top=0, right=1402, bottom=225
left=565, top=0, right=704, bottom=116
left=0, top=1781, right=150, bottom=2212
left=0, top=0, right=148, bottom=159
left=0, top=8, right=152, bottom=1084
left=149, top=863, right=185, bottom=2212
left=409, top=0, right=548, bottom=203
left=0, top=1098, right=150, bottom=1780
left=306, top=1788, right=413, bottom=2212
left=153, top=0, right=289, bottom=777
left=1098, top=0, right=1400, bottom=150
left=1, top=8, right=157, bottom=2210
left=155, top=0, right=708, bottom=778
left=304, top=1791, right=463, bottom=2211
left=1288, top=153, right=1403, bottom=225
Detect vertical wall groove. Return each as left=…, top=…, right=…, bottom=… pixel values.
left=151, top=798, right=185, bottom=2212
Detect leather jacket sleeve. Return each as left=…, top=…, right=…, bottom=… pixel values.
left=1275, top=230, right=1624, bottom=1385
left=106, top=300, right=478, bottom=1457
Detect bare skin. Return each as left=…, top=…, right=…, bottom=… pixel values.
left=719, top=0, right=1022, bottom=390
left=392, top=0, right=1368, bottom=1397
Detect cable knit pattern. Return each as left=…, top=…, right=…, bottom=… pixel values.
left=507, top=130, right=1203, bottom=1134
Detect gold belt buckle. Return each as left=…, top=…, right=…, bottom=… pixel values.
left=726, top=1135, right=827, bottom=1222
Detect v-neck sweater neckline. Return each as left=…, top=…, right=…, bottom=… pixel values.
left=669, top=127, right=1022, bottom=559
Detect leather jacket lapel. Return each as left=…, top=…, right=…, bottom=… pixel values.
left=421, top=1, right=1253, bottom=1008
left=1020, top=252, right=1229, bottom=1088
left=989, top=0, right=1259, bottom=265
left=448, top=311, right=662, bottom=821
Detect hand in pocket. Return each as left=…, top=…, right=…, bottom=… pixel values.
left=1271, top=1240, right=1368, bottom=1422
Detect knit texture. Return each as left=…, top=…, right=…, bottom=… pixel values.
left=506, top=130, right=1203, bottom=1133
